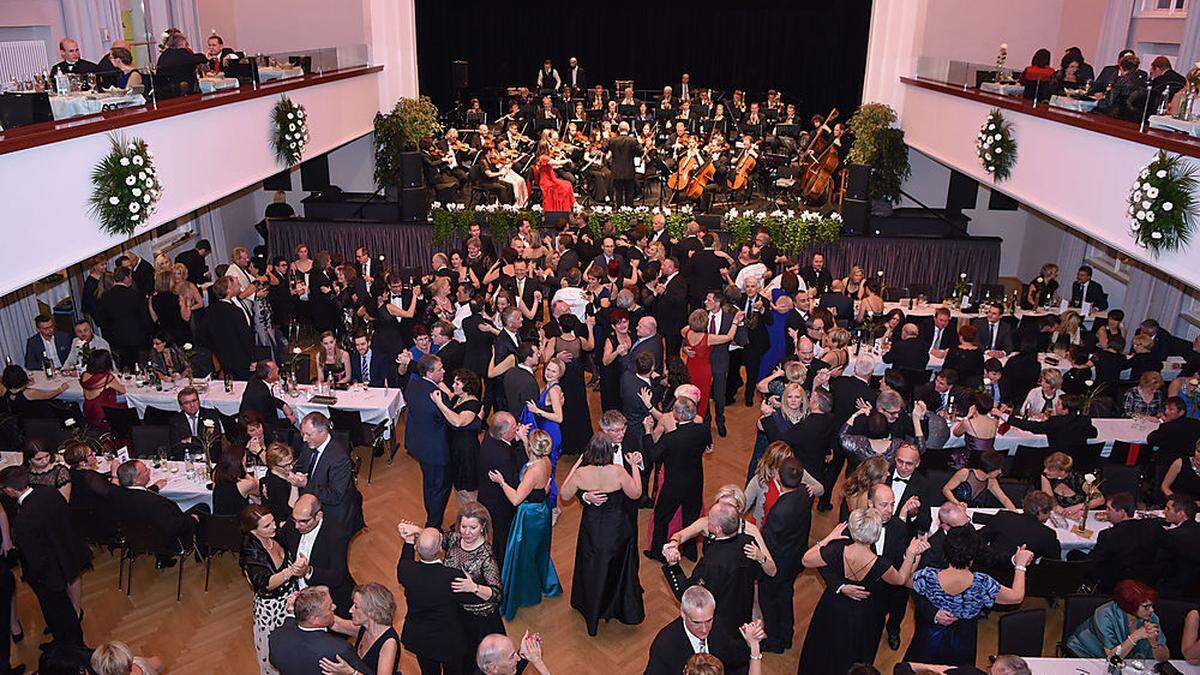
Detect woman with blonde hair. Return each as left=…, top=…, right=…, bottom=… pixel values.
left=489, top=429, right=562, bottom=619
left=748, top=382, right=808, bottom=479
left=1053, top=310, right=1083, bottom=346
left=328, top=582, right=401, bottom=675
left=148, top=269, right=189, bottom=344
left=90, top=640, right=162, bottom=675
left=1040, top=451, right=1102, bottom=520
left=822, top=327, right=852, bottom=372
left=442, top=501, right=503, bottom=669
left=745, top=441, right=822, bottom=525
left=1021, top=368, right=1063, bottom=418
left=666, top=485, right=777, bottom=577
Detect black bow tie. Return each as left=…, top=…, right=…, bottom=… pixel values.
left=893, top=475, right=909, bottom=484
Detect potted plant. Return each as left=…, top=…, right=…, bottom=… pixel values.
left=846, top=103, right=911, bottom=215
left=374, top=96, right=442, bottom=194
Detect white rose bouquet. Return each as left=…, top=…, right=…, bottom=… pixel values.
left=976, top=109, right=1016, bottom=182
left=271, top=95, right=309, bottom=167
left=1127, top=150, right=1198, bottom=255
left=88, top=134, right=162, bottom=236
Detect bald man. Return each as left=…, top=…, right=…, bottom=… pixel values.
left=280, top=495, right=355, bottom=619
left=882, top=322, right=930, bottom=372
left=920, top=501, right=970, bottom=571
left=476, top=632, right=550, bottom=675
left=50, top=38, right=97, bottom=80
left=396, top=524, right=474, bottom=674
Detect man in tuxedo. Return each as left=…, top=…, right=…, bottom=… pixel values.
left=113, top=460, right=196, bottom=567
left=783, top=390, right=836, bottom=479
left=167, top=387, right=223, bottom=456
left=1069, top=265, right=1108, bottom=311
left=62, top=318, right=110, bottom=370
left=50, top=38, right=97, bottom=79
left=920, top=307, right=957, bottom=358
left=799, top=253, right=833, bottom=296
left=478, top=413, right=526, bottom=567
left=979, top=490, right=1062, bottom=583
left=890, top=443, right=934, bottom=533
left=566, top=56, right=587, bottom=90
left=203, top=275, right=254, bottom=379
left=973, top=302, right=1015, bottom=357
left=663, top=503, right=769, bottom=628
left=1157, top=496, right=1200, bottom=598
left=644, top=586, right=750, bottom=675
left=280, top=495, right=355, bottom=619
left=240, top=360, right=296, bottom=425
left=866, top=484, right=921, bottom=649
left=24, top=314, right=72, bottom=370
left=295, top=413, right=363, bottom=534
left=503, top=344, right=540, bottom=418
left=396, top=526, right=474, bottom=674
left=505, top=260, right=542, bottom=325
left=759, top=459, right=816, bottom=653
left=917, top=369, right=963, bottom=416
left=0, top=465, right=85, bottom=647
left=703, top=292, right=736, bottom=437
left=405, top=355, right=452, bottom=529
left=349, top=331, right=393, bottom=388
left=621, top=352, right=661, bottom=453
left=1087, top=492, right=1165, bottom=593
left=685, top=234, right=731, bottom=308
left=652, top=257, right=688, bottom=358
left=646, top=398, right=710, bottom=561
left=174, top=239, right=212, bottom=286
left=101, top=267, right=152, bottom=368
left=605, top=121, right=640, bottom=207
left=121, top=251, right=156, bottom=297
left=487, top=308, right=523, bottom=415
left=919, top=502, right=970, bottom=570
left=269, top=586, right=370, bottom=675
left=882, top=323, right=930, bottom=372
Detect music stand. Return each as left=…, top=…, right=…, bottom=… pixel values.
left=617, top=104, right=637, bottom=117
left=586, top=108, right=604, bottom=123
left=465, top=111, right=487, bottom=126
left=775, top=123, right=800, bottom=138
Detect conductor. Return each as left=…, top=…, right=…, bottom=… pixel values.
left=606, top=121, right=641, bottom=207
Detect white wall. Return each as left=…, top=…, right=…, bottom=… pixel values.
left=0, top=0, right=66, bottom=67
left=918, top=0, right=1066, bottom=67
left=327, top=134, right=377, bottom=193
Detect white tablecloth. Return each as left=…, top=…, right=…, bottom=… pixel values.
left=48, top=91, right=145, bottom=120
left=1050, top=95, right=1099, bottom=113
left=198, top=77, right=239, bottom=93
left=1148, top=114, right=1200, bottom=137
left=0, top=452, right=212, bottom=513
left=882, top=301, right=1110, bottom=322
left=931, top=506, right=1121, bottom=552
left=258, top=66, right=304, bottom=82
left=1024, top=657, right=1200, bottom=674
left=942, top=416, right=1158, bottom=452
left=980, top=82, right=1025, bottom=96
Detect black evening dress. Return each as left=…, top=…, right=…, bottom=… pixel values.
left=796, top=539, right=891, bottom=675
left=448, top=396, right=482, bottom=492
left=355, top=625, right=401, bottom=675
left=570, top=489, right=645, bottom=636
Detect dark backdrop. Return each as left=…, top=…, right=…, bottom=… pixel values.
left=414, top=0, right=873, bottom=119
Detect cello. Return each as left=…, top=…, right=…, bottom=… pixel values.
left=726, top=138, right=759, bottom=191
left=667, top=135, right=698, bottom=192
left=800, top=138, right=840, bottom=203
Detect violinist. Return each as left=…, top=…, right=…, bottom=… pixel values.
left=582, top=133, right=613, bottom=203
left=709, top=103, right=730, bottom=137
left=571, top=100, right=589, bottom=130
left=618, top=86, right=638, bottom=108
left=439, top=128, right=470, bottom=186
left=471, top=124, right=491, bottom=152
left=543, top=130, right=578, bottom=185
left=635, top=101, right=655, bottom=128
left=491, top=137, right=530, bottom=207
left=420, top=136, right=461, bottom=193
left=505, top=121, right=532, bottom=151
left=470, top=137, right=515, bottom=204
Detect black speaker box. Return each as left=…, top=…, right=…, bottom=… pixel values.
left=300, top=155, right=331, bottom=192
left=451, top=60, right=469, bottom=89
left=842, top=199, right=869, bottom=236
left=845, top=163, right=871, bottom=201
left=947, top=170, right=978, bottom=211
left=398, top=151, right=424, bottom=188
left=399, top=187, right=428, bottom=221
left=263, top=169, right=292, bottom=192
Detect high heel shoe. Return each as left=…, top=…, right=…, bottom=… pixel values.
left=10, top=621, right=22, bottom=644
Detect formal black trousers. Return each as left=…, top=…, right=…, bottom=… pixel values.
left=419, top=461, right=451, bottom=529
left=883, top=583, right=909, bottom=638
left=613, top=178, right=636, bottom=207
left=707, top=367, right=728, bottom=426
left=31, top=580, right=82, bottom=646
left=759, top=569, right=800, bottom=651
left=418, top=655, right=462, bottom=675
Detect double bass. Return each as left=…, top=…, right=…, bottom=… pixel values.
left=798, top=107, right=839, bottom=170
left=801, top=136, right=840, bottom=203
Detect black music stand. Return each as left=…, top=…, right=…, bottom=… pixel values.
left=618, top=104, right=637, bottom=117
left=465, top=111, right=487, bottom=126
left=775, top=123, right=800, bottom=138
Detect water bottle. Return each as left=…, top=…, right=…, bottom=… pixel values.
left=54, top=71, right=69, bottom=95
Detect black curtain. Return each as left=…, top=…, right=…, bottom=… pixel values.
left=415, top=0, right=872, bottom=118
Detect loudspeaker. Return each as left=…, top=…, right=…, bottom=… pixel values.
left=399, top=187, right=427, bottom=221
left=845, top=163, right=871, bottom=201
left=947, top=170, right=978, bottom=211
left=842, top=199, right=869, bottom=236
left=300, top=155, right=331, bottom=192
left=263, top=169, right=292, bottom=192
left=451, top=60, right=469, bottom=89
left=988, top=189, right=1019, bottom=211
left=398, top=151, right=424, bottom=188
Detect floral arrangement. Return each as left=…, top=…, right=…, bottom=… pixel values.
left=977, top=109, right=1016, bottom=181
left=993, top=43, right=1009, bottom=82
left=726, top=208, right=842, bottom=252
left=1127, top=150, right=1198, bottom=255
left=271, top=96, right=309, bottom=167
left=87, top=134, right=161, bottom=236
left=429, top=202, right=544, bottom=244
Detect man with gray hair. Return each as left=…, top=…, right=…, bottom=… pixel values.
left=476, top=632, right=550, bottom=675
left=477, top=411, right=529, bottom=566
left=644, top=585, right=750, bottom=674
left=293, top=412, right=363, bottom=533
left=646, top=397, right=710, bottom=561
left=111, top=459, right=195, bottom=568
left=607, top=119, right=640, bottom=206
left=883, top=321, right=931, bottom=371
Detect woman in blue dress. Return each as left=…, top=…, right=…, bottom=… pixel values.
left=488, top=429, right=562, bottom=620
left=522, top=358, right=564, bottom=502
left=757, top=289, right=794, bottom=381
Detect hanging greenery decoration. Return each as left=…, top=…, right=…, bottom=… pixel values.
left=271, top=96, right=309, bottom=167
left=977, top=109, right=1017, bottom=181
left=87, top=134, right=161, bottom=236
left=1127, top=150, right=1198, bottom=255
left=725, top=208, right=842, bottom=251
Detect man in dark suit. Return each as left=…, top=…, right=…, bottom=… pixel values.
left=918, top=502, right=971, bottom=571
left=566, top=56, right=587, bottom=89
left=49, top=38, right=97, bottom=79
left=621, top=352, right=662, bottom=453
left=606, top=121, right=640, bottom=206
left=101, top=267, right=152, bottom=368
left=296, top=412, right=363, bottom=534
left=167, top=386, right=224, bottom=456
left=1087, top=492, right=1166, bottom=593
left=405, top=355, right=452, bottom=529
left=685, top=234, right=730, bottom=308
left=280, top=495, right=355, bottom=619
left=919, top=307, right=958, bottom=357
left=504, top=260, right=542, bottom=325
left=783, top=390, right=837, bottom=479
left=890, top=443, right=934, bottom=533
left=240, top=360, right=296, bottom=425
left=475, top=632, right=550, bottom=675
left=1157, top=496, right=1200, bottom=599
left=662, top=502, right=767, bottom=628
left=703, top=291, right=736, bottom=437
left=973, top=302, right=1015, bottom=356
left=1069, top=265, right=1108, bottom=311
left=646, top=398, right=710, bottom=561
left=882, top=323, right=930, bottom=372
left=503, top=344, right=540, bottom=418
left=477, top=413, right=525, bottom=567
left=174, top=239, right=212, bottom=286
left=24, top=314, right=72, bottom=370
left=487, top=308, right=523, bottom=415
left=348, top=331, right=393, bottom=388
left=979, top=490, right=1062, bottom=583
left=653, top=257, right=688, bottom=359
left=202, top=275, right=255, bottom=379
left=431, top=321, right=465, bottom=376
left=269, top=586, right=370, bottom=675
left=112, top=460, right=196, bottom=566
left=1007, top=394, right=1098, bottom=449
left=644, top=585, right=750, bottom=675
left=629, top=317, right=664, bottom=376
left=981, top=358, right=1020, bottom=412
left=396, top=526, right=474, bottom=674
left=121, top=251, right=156, bottom=298
left=0, top=465, right=85, bottom=647
left=821, top=280, right=855, bottom=324
left=1148, top=397, right=1200, bottom=500
left=868, top=484, right=920, bottom=650
left=759, top=459, right=815, bottom=653
left=799, top=252, right=834, bottom=296
left=823, top=357, right=879, bottom=507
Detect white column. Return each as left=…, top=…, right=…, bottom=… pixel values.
left=861, top=0, right=930, bottom=116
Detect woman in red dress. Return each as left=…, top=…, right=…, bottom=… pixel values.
left=681, top=308, right=740, bottom=422
left=80, top=349, right=124, bottom=430
left=536, top=138, right=576, bottom=213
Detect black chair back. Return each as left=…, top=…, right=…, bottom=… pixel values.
left=329, top=409, right=366, bottom=448
left=906, top=283, right=936, bottom=301
left=1099, top=464, right=1140, bottom=499
left=1065, top=442, right=1104, bottom=474
left=1061, top=595, right=1108, bottom=650
left=200, top=515, right=243, bottom=554
left=71, top=506, right=119, bottom=547
left=1009, top=446, right=1048, bottom=482
left=120, top=520, right=182, bottom=557
left=1156, top=599, right=1199, bottom=659
left=1027, top=560, right=1091, bottom=600
left=996, top=478, right=1031, bottom=507
left=998, top=608, right=1046, bottom=657
left=130, top=425, right=172, bottom=459
left=142, top=406, right=176, bottom=426
left=102, top=406, right=140, bottom=441
left=21, top=417, right=68, bottom=450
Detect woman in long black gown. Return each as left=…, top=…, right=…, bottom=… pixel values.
left=432, top=369, right=483, bottom=504
left=796, top=508, right=928, bottom=674
left=599, top=310, right=632, bottom=412
left=559, top=434, right=644, bottom=636
left=542, top=313, right=595, bottom=456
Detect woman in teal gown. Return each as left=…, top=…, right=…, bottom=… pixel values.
left=488, top=429, right=562, bottom=620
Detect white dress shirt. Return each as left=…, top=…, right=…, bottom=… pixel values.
left=41, top=336, right=62, bottom=368
left=684, top=624, right=707, bottom=654
left=295, top=519, right=323, bottom=589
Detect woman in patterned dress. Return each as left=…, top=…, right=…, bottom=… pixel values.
left=238, top=504, right=301, bottom=675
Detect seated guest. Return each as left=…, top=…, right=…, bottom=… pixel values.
left=1065, top=46, right=1097, bottom=83
left=1049, top=52, right=1088, bottom=95
left=148, top=333, right=187, bottom=380
left=167, top=387, right=223, bottom=455
left=95, top=39, right=131, bottom=76
left=0, top=364, right=67, bottom=417
left=1128, top=333, right=1166, bottom=382
left=1087, top=492, right=1165, bottom=593
left=1143, top=56, right=1186, bottom=117
left=974, top=302, right=1014, bottom=357
left=63, top=319, right=109, bottom=371
left=239, top=360, right=295, bottom=426
left=1065, top=579, right=1169, bottom=662
left=979, top=490, right=1062, bottom=579
left=1097, top=309, right=1127, bottom=351
left=980, top=358, right=1016, bottom=412
left=1022, top=263, right=1060, bottom=310
left=204, top=34, right=237, bottom=72
left=1008, top=393, right=1098, bottom=450
left=1091, top=49, right=1140, bottom=95
left=349, top=330, right=391, bottom=387
left=1021, top=48, right=1056, bottom=84
left=24, top=314, right=71, bottom=370
left=882, top=323, right=930, bottom=371
left=1093, top=334, right=1128, bottom=386
left=1124, top=371, right=1166, bottom=419
left=1098, top=53, right=1151, bottom=120
left=107, top=47, right=142, bottom=90
left=112, top=460, right=197, bottom=567
left=1004, top=335, right=1045, bottom=400
left=1137, top=318, right=1175, bottom=363
left=1040, top=451, right=1104, bottom=519
left=49, top=38, right=98, bottom=78
left=1148, top=396, right=1200, bottom=466
left=80, top=349, right=125, bottom=430
left=1059, top=345, right=1093, bottom=396
left=1069, top=265, right=1108, bottom=311
left=212, top=444, right=258, bottom=517
left=268, top=586, right=371, bottom=674
left=941, top=450, right=1017, bottom=510
left=943, top=324, right=983, bottom=387
left=24, top=439, right=70, bottom=499
left=1161, top=439, right=1200, bottom=500
left=156, top=30, right=207, bottom=70
left=1156, top=495, right=1200, bottom=599
left=90, top=640, right=163, bottom=675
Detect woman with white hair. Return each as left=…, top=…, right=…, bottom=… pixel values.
left=90, top=640, right=162, bottom=675
left=796, top=508, right=929, bottom=673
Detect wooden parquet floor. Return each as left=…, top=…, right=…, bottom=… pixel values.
left=8, top=389, right=1068, bottom=674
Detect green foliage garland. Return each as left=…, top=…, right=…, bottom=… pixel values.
left=87, top=134, right=161, bottom=236
left=374, top=96, right=442, bottom=189
left=271, top=96, right=309, bottom=167
left=1127, top=150, right=1198, bottom=255
left=725, top=208, right=843, bottom=252
left=977, top=109, right=1016, bottom=181
left=429, top=202, right=543, bottom=244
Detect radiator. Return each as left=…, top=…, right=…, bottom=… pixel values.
left=0, top=40, right=50, bottom=86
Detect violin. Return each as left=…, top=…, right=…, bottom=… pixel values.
left=449, top=139, right=471, bottom=152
